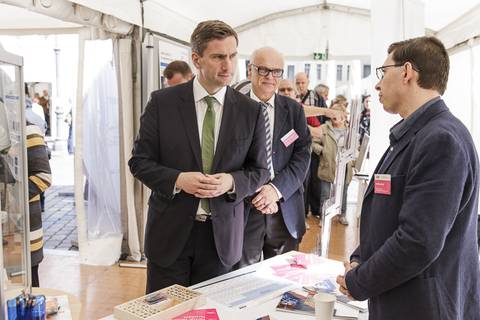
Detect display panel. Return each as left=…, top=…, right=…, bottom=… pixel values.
left=0, top=48, right=30, bottom=319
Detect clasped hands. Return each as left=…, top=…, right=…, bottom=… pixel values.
left=252, top=184, right=279, bottom=214
left=336, top=261, right=359, bottom=299
left=175, top=172, right=233, bottom=198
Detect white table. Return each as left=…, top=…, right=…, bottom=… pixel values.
left=104, top=252, right=368, bottom=319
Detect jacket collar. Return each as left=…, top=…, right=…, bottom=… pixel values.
left=364, top=99, right=449, bottom=199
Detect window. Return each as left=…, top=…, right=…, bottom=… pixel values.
left=287, top=65, right=295, bottom=80
left=347, top=65, right=350, bottom=81
left=304, top=63, right=311, bottom=78
left=337, top=65, right=343, bottom=81
left=316, top=64, right=322, bottom=81
left=363, top=64, right=371, bottom=78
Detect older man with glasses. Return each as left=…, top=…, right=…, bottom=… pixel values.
left=237, top=47, right=311, bottom=267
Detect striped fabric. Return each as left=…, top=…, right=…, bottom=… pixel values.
left=261, top=102, right=273, bottom=175
left=26, top=124, right=52, bottom=267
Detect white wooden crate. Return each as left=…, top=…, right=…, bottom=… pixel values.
left=114, top=285, right=205, bottom=320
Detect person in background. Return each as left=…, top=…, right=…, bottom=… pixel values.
left=37, top=90, right=50, bottom=136
left=25, top=85, right=49, bottom=212
left=163, top=60, right=193, bottom=87
left=277, top=79, right=298, bottom=100
left=295, top=72, right=322, bottom=219
left=314, top=83, right=329, bottom=109
left=359, top=94, right=371, bottom=146
left=65, top=109, right=74, bottom=155
left=312, top=103, right=352, bottom=225
left=26, top=121, right=52, bottom=286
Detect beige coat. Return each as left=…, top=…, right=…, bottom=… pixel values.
left=312, top=121, right=353, bottom=184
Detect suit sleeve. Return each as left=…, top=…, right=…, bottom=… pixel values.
left=271, top=102, right=311, bottom=201
left=345, top=131, right=470, bottom=300
left=229, top=105, right=270, bottom=201
left=350, top=246, right=362, bottom=264
left=128, top=92, right=181, bottom=199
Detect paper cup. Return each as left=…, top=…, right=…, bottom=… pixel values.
left=314, top=292, right=336, bottom=320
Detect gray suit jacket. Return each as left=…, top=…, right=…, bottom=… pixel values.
left=346, top=99, right=480, bottom=319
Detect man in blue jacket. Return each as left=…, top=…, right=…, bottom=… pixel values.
left=337, top=36, right=480, bottom=319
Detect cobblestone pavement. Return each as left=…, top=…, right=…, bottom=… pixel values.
left=41, top=185, right=78, bottom=250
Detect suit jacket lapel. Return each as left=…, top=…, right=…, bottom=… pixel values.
left=273, top=94, right=288, bottom=148
left=178, top=81, right=202, bottom=170
left=212, top=86, right=236, bottom=172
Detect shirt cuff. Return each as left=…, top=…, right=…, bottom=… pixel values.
left=269, top=182, right=282, bottom=200
left=173, top=185, right=181, bottom=195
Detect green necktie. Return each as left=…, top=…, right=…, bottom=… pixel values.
left=201, top=96, right=216, bottom=213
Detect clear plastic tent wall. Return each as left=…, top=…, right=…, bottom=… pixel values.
left=443, top=43, right=480, bottom=154
left=81, top=39, right=122, bottom=264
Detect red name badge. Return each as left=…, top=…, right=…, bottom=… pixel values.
left=374, top=174, right=391, bottom=195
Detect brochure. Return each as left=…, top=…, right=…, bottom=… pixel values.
left=275, top=291, right=315, bottom=316
left=173, top=308, right=220, bottom=320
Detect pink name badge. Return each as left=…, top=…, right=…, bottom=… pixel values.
left=281, top=129, right=299, bottom=147
left=374, top=174, right=391, bottom=195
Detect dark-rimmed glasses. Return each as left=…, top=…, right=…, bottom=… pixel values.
left=375, top=63, right=419, bottom=80
left=251, top=64, right=284, bottom=78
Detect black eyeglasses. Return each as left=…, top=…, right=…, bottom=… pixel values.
left=251, top=64, right=284, bottom=78
left=375, top=63, right=419, bottom=80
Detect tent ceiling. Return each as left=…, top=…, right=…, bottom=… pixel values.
left=0, top=3, right=80, bottom=31
left=0, top=0, right=479, bottom=50
left=150, top=0, right=478, bottom=32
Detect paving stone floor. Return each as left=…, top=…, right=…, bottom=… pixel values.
left=41, top=185, right=78, bottom=250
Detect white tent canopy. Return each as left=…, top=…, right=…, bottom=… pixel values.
left=0, top=0, right=479, bottom=265
left=1, top=0, right=479, bottom=52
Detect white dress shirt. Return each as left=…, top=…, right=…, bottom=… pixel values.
left=193, top=77, right=226, bottom=152
left=191, top=77, right=227, bottom=216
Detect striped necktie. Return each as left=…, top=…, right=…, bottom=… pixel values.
left=261, top=102, right=273, bottom=177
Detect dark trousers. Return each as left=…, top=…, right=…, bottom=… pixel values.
left=319, top=179, right=332, bottom=215
left=146, top=220, right=231, bottom=294
left=304, top=152, right=321, bottom=216
left=238, top=205, right=298, bottom=268
left=31, top=265, right=39, bottom=287
left=40, top=192, right=45, bottom=212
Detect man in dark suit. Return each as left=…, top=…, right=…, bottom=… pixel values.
left=337, top=36, right=480, bottom=319
left=238, top=47, right=311, bottom=266
left=129, top=20, right=270, bottom=293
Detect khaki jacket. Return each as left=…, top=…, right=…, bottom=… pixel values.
left=312, top=121, right=353, bottom=184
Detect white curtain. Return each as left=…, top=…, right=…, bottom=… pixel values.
left=75, top=29, right=123, bottom=265
left=114, top=37, right=142, bottom=262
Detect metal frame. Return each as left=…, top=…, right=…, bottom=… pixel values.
left=0, top=43, right=30, bottom=318
left=318, top=98, right=361, bottom=257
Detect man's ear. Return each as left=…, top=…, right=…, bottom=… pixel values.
left=403, top=62, right=416, bottom=84
left=247, top=64, right=252, bottom=80
left=191, top=52, right=201, bottom=70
